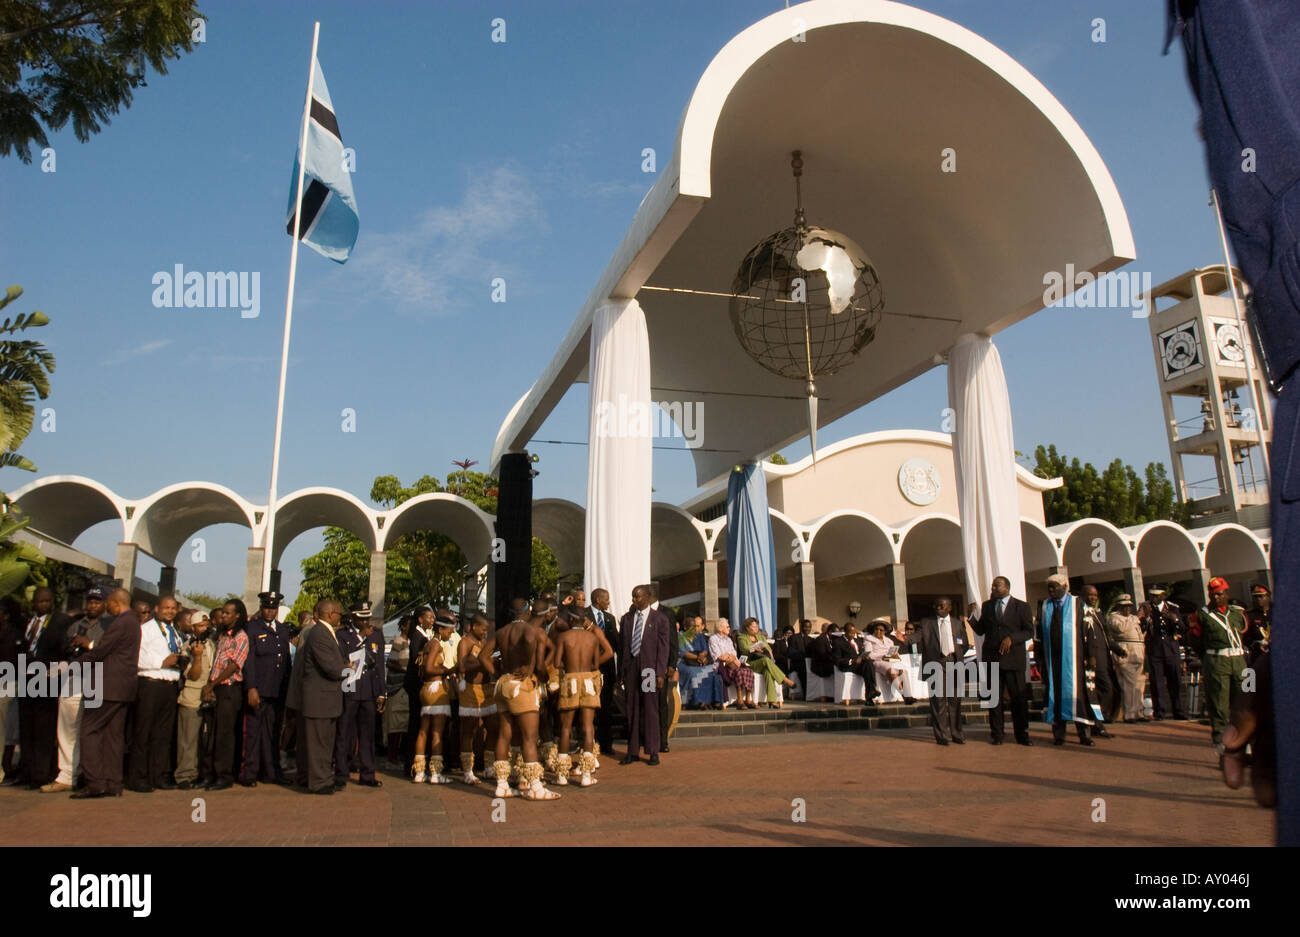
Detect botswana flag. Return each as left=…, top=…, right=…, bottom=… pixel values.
left=285, top=56, right=359, bottom=263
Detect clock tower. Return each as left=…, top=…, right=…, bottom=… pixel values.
left=1146, top=266, right=1272, bottom=530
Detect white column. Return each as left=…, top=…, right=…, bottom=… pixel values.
left=585, top=298, right=652, bottom=612
left=947, top=333, right=1026, bottom=606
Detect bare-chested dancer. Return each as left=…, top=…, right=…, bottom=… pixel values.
left=528, top=598, right=562, bottom=772
left=454, top=614, right=493, bottom=784
left=482, top=603, right=559, bottom=801
left=554, top=608, right=614, bottom=786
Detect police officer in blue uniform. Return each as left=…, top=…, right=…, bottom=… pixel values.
left=334, top=601, right=386, bottom=788
left=239, top=591, right=293, bottom=786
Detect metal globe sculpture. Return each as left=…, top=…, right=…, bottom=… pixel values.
left=728, top=151, right=885, bottom=460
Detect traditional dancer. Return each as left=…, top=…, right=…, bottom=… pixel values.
left=455, top=614, right=494, bottom=784
left=481, top=606, right=559, bottom=801
left=412, top=612, right=458, bottom=784
left=553, top=609, right=614, bottom=786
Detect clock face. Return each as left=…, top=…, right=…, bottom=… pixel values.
left=1158, top=321, right=1204, bottom=380
left=1211, top=318, right=1246, bottom=365
left=898, top=458, right=941, bottom=506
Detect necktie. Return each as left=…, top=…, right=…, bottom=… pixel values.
left=165, top=623, right=180, bottom=655
left=939, top=617, right=954, bottom=656
left=26, top=615, right=42, bottom=650
left=1055, top=598, right=1064, bottom=619
left=998, top=597, right=1007, bottom=620
left=631, top=610, right=644, bottom=657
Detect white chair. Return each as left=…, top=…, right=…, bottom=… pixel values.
left=803, top=669, right=834, bottom=701
left=726, top=672, right=785, bottom=705
left=833, top=669, right=868, bottom=702
left=873, top=653, right=928, bottom=701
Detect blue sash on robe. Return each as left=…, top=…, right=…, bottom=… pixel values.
left=1041, top=596, right=1102, bottom=724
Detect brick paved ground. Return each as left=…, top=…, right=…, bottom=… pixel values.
left=0, top=720, right=1270, bottom=846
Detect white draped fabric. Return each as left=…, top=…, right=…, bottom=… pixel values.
left=947, top=333, right=1026, bottom=608
left=585, top=298, right=652, bottom=611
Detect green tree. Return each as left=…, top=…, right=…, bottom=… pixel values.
left=530, top=538, right=559, bottom=597
left=299, top=525, right=379, bottom=614
left=177, top=589, right=236, bottom=610
left=1033, top=444, right=1190, bottom=527
left=0, top=285, right=55, bottom=471
left=298, top=471, right=502, bottom=618
left=768, top=452, right=788, bottom=465
left=0, top=492, right=48, bottom=598
left=1, top=0, right=205, bottom=163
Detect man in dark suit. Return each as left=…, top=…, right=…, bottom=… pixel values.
left=970, top=575, right=1035, bottom=746
left=16, top=587, right=72, bottom=787
left=239, top=590, right=293, bottom=786
left=619, top=584, right=670, bottom=765
left=905, top=597, right=969, bottom=745
left=70, top=589, right=140, bottom=798
left=299, top=599, right=347, bottom=794
left=587, top=588, right=620, bottom=755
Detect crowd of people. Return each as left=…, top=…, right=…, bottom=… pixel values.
left=670, top=573, right=1270, bottom=755
left=0, top=570, right=1268, bottom=801
left=0, top=581, right=689, bottom=803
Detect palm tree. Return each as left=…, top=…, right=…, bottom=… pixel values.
left=0, top=284, right=55, bottom=472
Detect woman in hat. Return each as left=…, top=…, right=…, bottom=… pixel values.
left=1105, top=594, right=1148, bottom=722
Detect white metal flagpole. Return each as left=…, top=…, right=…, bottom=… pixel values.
left=262, top=20, right=321, bottom=592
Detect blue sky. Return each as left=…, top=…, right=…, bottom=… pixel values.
left=0, top=0, right=1229, bottom=603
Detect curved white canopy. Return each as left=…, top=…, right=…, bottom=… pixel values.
left=491, top=0, right=1135, bottom=484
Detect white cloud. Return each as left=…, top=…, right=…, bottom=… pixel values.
left=105, top=338, right=173, bottom=365
left=348, top=164, right=547, bottom=315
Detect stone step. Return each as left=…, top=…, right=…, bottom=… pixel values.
left=671, top=710, right=996, bottom=738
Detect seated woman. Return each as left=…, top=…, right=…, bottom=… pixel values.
left=677, top=619, right=722, bottom=709
left=864, top=620, right=915, bottom=702
left=737, top=618, right=797, bottom=709
left=708, top=619, right=753, bottom=708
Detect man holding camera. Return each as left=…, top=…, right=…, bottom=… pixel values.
left=174, top=609, right=216, bottom=790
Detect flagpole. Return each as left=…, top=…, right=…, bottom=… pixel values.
left=262, top=20, right=321, bottom=592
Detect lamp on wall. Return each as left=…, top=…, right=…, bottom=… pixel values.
left=847, top=600, right=861, bottom=618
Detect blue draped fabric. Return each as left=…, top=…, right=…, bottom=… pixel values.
left=726, top=462, right=777, bottom=634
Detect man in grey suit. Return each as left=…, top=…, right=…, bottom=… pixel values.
left=296, top=600, right=346, bottom=794
left=905, top=596, right=969, bottom=745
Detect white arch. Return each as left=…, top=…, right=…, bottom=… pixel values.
left=128, top=481, right=259, bottom=565
left=1198, top=523, right=1270, bottom=577
left=533, top=498, right=587, bottom=576
left=490, top=0, right=1135, bottom=479
left=710, top=507, right=809, bottom=571
left=1020, top=518, right=1061, bottom=574
left=1128, top=520, right=1204, bottom=580
left=897, top=512, right=965, bottom=580
left=807, top=509, right=900, bottom=577
left=271, top=487, right=379, bottom=568
left=675, top=0, right=1130, bottom=258
left=650, top=501, right=711, bottom=577
left=381, top=493, right=497, bottom=569
left=1053, top=517, right=1137, bottom=575
left=9, top=474, right=127, bottom=546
